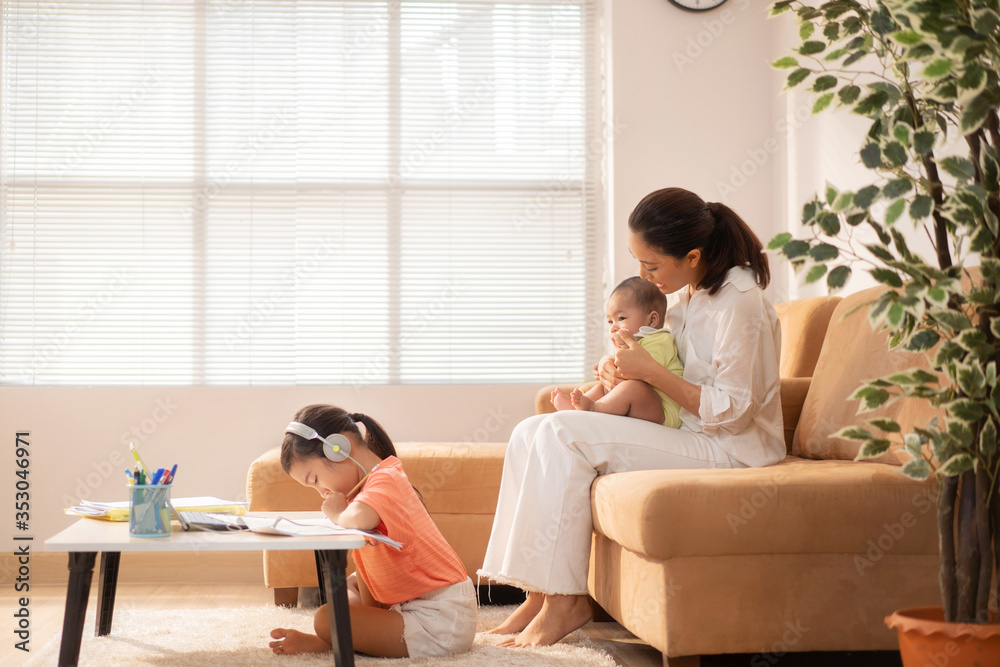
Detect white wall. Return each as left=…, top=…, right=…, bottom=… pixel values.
left=0, top=0, right=792, bottom=551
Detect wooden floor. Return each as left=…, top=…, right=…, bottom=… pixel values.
left=4, top=583, right=903, bottom=667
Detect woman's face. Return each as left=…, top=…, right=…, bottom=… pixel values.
left=628, top=231, right=700, bottom=294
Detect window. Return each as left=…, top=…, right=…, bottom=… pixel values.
left=0, top=1, right=604, bottom=385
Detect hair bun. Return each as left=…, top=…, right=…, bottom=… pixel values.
left=349, top=412, right=364, bottom=422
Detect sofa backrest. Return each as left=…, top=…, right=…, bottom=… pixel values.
left=792, top=284, right=938, bottom=465
left=774, top=296, right=842, bottom=378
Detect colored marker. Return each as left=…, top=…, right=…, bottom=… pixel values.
left=130, top=442, right=149, bottom=474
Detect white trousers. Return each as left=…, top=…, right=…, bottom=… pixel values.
left=477, top=410, right=744, bottom=595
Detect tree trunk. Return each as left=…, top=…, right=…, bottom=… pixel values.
left=940, top=475, right=959, bottom=622
left=956, top=469, right=981, bottom=623
left=975, top=461, right=993, bottom=621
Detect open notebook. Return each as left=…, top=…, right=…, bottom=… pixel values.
left=65, top=496, right=248, bottom=521
left=178, top=512, right=402, bottom=550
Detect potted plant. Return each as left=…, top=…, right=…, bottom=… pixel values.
left=767, top=0, right=1000, bottom=663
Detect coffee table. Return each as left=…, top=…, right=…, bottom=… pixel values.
left=45, top=512, right=365, bottom=667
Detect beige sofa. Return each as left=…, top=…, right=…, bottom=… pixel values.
left=246, top=288, right=940, bottom=665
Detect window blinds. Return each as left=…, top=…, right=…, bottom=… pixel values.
left=0, top=0, right=603, bottom=386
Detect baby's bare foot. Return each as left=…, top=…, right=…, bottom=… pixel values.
left=570, top=388, right=594, bottom=411
left=551, top=388, right=575, bottom=411
left=269, top=627, right=331, bottom=655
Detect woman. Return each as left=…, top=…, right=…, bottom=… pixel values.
left=478, top=187, right=786, bottom=647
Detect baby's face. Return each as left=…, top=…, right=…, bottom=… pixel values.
left=605, top=292, right=654, bottom=338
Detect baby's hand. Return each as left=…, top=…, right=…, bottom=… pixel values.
left=322, top=491, right=348, bottom=523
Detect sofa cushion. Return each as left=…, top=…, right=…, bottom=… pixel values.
left=590, top=456, right=937, bottom=560
left=792, top=285, right=938, bottom=465
left=774, top=295, right=841, bottom=377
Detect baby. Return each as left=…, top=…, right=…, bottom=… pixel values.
left=551, top=276, right=683, bottom=426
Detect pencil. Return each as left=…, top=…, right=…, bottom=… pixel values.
left=346, top=475, right=368, bottom=500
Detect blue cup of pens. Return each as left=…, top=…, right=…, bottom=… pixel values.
left=126, top=445, right=177, bottom=538
left=128, top=482, right=172, bottom=537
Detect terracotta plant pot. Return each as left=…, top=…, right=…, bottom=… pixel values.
left=885, top=606, right=1000, bottom=667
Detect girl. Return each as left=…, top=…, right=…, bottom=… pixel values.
left=269, top=404, right=477, bottom=658
left=479, top=187, right=785, bottom=647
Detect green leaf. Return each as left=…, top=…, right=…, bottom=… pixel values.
left=828, top=265, right=851, bottom=290
left=853, top=385, right=891, bottom=411
left=906, top=330, right=940, bottom=351
left=893, top=124, right=912, bottom=145
left=767, top=232, right=792, bottom=250
left=838, top=85, right=862, bottom=105
left=810, top=243, right=839, bottom=261
left=833, top=192, right=853, bottom=212
left=883, top=142, right=907, bottom=167
left=771, top=56, right=799, bottom=69
left=883, top=178, right=913, bottom=199
left=783, top=240, right=811, bottom=259
left=805, top=264, right=828, bottom=284
left=939, top=156, right=976, bottom=181
left=947, top=399, right=985, bottom=422
left=890, top=29, right=922, bottom=45
left=860, top=144, right=882, bottom=169
left=843, top=51, right=867, bottom=67
left=813, top=92, right=834, bottom=114
left=957, top=363, right=987, bottom=398
left=961, top=92, right=994, bottom=135
left=836, top=426, right=873, bottom=441
left=800, top=21, right=815, bottom=40
left=823, top=22, right=840, bottom=42
left=991, top=316, right=1000, bottom=339
left=770, top=0, right=794, bottom=16
left=857, top=439, right=892, bottom=459
left=799, top=41, right=826, bottom=56
left=909, top=195, right=933, bottom=220
left=853, top=184, right=880, bottom=209
left=871, top=268, right=903, bottom=288
left=812, top=75, right=838, bottom=92
left=913, top=131, right=935, bottom=156
left=900, top=458, right=932, bottom=480
left=885, top=198, right=906, bottom=225
left=886, top=301, right=905, bottom=328
left=818, top=212, right=840, bottom=235
left=981, top=419, right=998, bottom=457
left=924, top=59, right=952, bottom=79
left=939, top=453, right=975, bottom=476
left=787, top=68, right=812, bottom=88
left=933, top=310, right=972, bottom=332
left=868, top=418, right=901, bottom=433
left=855, top=91, right=889, bottom=117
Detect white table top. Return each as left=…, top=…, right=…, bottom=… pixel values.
left=45, top=512, right=366, bottom=553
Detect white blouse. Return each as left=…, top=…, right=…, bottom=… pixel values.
left=666, top=266, right=786, bottom=467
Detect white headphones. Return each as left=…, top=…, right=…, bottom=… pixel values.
left=285, top=421, right=367, bottom=475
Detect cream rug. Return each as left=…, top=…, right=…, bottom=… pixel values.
left=28, top=605, right=617, bottom=666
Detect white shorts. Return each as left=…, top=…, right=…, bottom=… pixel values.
left=390, top=578, right=477, bottom=658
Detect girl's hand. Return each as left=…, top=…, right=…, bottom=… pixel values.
left=596, top=353, right=624, bottom=392
left=322, top=491, right=348, bottom=524
left=612, top=329, right=655, bottom=381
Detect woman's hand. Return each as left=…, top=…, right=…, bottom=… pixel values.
left=612, top=329, right=656, bottom=381
left=595, top=353, right=623, bottom=392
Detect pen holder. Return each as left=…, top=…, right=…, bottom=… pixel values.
left=128, top=483, right=172, bottom=538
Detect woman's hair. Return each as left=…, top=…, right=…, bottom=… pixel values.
left=611, top=276, right=667, bottom=323
left=280, top=404, right=397, bottom=474
left=627, top=187, right=769, bottom=296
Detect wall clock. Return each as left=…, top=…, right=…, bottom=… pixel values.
left=668, top=0, right=729, bottom=12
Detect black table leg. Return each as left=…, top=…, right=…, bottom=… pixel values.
left=58, top=551, right=97, bottom=667
left=317, top=549, right=353, bottom=667
left=95, top=552, right=121, bottom=636
left=315, top=550, right=328, bottom=606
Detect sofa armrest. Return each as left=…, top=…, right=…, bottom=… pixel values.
left=780, top=377, right=812, bottom=454
left=534, top=381, right=599, bottom=414
left=246, top=446, right=319, bottom=512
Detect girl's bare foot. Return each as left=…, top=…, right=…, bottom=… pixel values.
left=487, top=591, right=543, bottom=635
left=269, top=627, right=331, bottom=655
left=570, top=388, right=594, bottom=411
left=550, top=388, right=575, bottom=411
left=498, top=594, right=592, bottom=647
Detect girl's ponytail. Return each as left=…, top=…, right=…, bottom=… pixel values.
left=703, top=201, right=769, bottom=294
left=628, top=188, right=769, bottom=296
left=349, top=412, right=398, bottom=460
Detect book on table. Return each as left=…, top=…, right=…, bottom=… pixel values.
left=177, top=512, right=403, bottom=550
left=65, top=496, right=248, bottom=521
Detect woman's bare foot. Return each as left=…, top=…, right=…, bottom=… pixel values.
left=550, top=388, right=575, bottom=411
left=487, top=591, right=543, bottom=635
left=498, top=594, right=592, bottom=647
left=269, top=627, right=331, bottom=655
left=570, top=388, right=594, bottom=411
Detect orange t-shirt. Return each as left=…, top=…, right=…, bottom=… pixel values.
left=351, top=456, right=467, bottom=605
